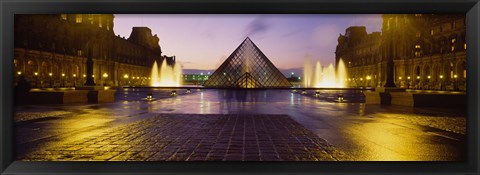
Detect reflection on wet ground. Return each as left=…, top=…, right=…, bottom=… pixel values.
left=15, top=88, right=466, bottom=161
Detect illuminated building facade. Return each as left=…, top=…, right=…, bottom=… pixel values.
left=336, top=14, right=466, bottom=91
left=14, top=14, right=175, bottom=87
left=183, top=74, right=211, bottom=85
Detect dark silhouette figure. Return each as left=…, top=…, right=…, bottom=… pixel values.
left=15, top=75, right=32, bottom=104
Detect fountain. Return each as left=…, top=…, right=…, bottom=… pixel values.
left=150, top=59, right=182, bottom=87
left=303, top=58, right=347, bottom=88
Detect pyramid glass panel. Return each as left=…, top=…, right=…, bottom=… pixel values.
left=204, top=37, right=292, bottom=88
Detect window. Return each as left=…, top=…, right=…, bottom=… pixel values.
left=61, top=14, right=67, bottom=20
left=451, top=46, right=455, bottom=52
left=451, top=38, right=456, bottom=43
left=430, top=29, right=434, bottom=35
left=75, top=15, right=82, bottom=23
left=464, top=43, right=467, bottom=50
left=415, top=45, right=421, bottom=49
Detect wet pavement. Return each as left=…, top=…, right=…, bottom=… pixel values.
left=15, top=88, right=466, bottom=161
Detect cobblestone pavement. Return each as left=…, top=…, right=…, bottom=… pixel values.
left=15, top=89, right=466, bottom=161
left=19, top=114, right=337, bottom=161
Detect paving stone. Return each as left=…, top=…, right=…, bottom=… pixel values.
left=19, top=114, right=336, bottom=161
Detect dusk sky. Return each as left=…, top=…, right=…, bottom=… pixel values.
left=114, top=14, right=382, bottom=73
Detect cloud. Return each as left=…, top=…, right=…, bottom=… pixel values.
left=244, top=17, right=271, bottom=37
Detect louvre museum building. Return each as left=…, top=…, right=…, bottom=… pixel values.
left=13, top=14, right=175, bottom=88
left=336, top=14, right=466, bottom=91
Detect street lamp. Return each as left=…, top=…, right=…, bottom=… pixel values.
left=61, top=73, right=65, bottom=87
left=34, top=72, right=38, bottom=88
left=123, top=74, right=129, bottom=86
left=366, top=76, right=371, bottom=87
left=73, top=74, right=77, bottom=87
left=440, top=75, right=444, bottom=90
left=49, top=73, right=53, bottom=87
left=102, top=73, right=108, bottom=86
left=454, top=74, right=458, bottom=91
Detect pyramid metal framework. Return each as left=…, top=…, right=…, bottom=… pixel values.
left=204, top=37, right=292, bottom=88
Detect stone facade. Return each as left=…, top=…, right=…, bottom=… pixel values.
left=336, top=14, right=466, bottom=91
left=14, top=14, right=175, bottom=87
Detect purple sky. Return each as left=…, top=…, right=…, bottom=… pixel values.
left=114, top=14, right=382, bottom=71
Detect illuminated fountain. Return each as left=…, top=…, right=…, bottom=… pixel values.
left=303, top=58, right=347, bottom=88
left=150, top=59, right=182, bottom=87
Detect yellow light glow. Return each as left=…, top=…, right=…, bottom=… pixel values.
left=124, top=74, right=129, bottom=79
left=49, top=73, right=52, bottom=76
left=366, top=76, right=371, bottom=80
left=440, top=75, right=443, bottom=79
left=399, top=76, right=402, bottom=80
left=454, top=75, right=458, bottom=78
left=416, top=76, right=420, bottom=79
left=407, top=76, right=411, bottom=80
left=427, top=75, right=431, bottom=79
left=83, top=74, right=86, bottom=77
left=73, top=74, right=76, bottom=77
left=17, top=71, right=22, bottom=75
left=34, top=72, right=38, bottom=76
left=61, top=73, right=65, bottom=77
left=103, top=73, right=108, bottom=78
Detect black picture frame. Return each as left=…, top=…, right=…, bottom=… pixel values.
left=1, top=0, right=479, bottom=174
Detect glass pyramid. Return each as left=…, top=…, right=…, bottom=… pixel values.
left=204, top=37, right=292, bottom=88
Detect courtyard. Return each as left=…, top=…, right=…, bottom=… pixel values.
left=15, top=88, right=466, bottom=161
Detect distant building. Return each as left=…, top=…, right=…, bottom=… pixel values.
left=183, top=74, right=210, bottom=85
left=14, top=14, right=175, bottom=87
left=336, top=14, right=466, bottom=91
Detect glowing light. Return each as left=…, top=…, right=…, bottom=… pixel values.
left=83, top=74, right=86, bottom=77
left=49, top=73, right=52, bottom=76
left=440, top=75, right=444, bottom=79
left=427, top=75, right=431, bottom=79
left=124, top=74, right=129, bottom=79
left=303, top=58, right=346, bottom=88
left=366, top=76, right=371, bottom=80
left=407, top=76, right=411, bottom=80
left=61, top=73, right=65, bottom=77
left=17, top=71, right=22, bottom=75
left=34, top=72, right=38, bottom=76
left=398, top=76, right=402, bottom=80
left=73, top=74, right=76, bottom=77
left=417, top=76, right=420, bottom=79
left=150, top=60, right=182, bottom=87
left=103, top=73, right=108, bottom=78
left=454, top=75, right=458, bottom=78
